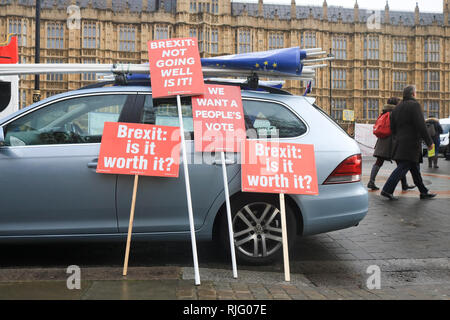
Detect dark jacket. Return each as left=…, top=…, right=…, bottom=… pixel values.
left=390, top=97, right=433, bottom=163
left=373, top=104, right=395, bottom=160
left=425, top=118, right=444, bottom=147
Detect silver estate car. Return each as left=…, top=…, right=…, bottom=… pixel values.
left=0, top=81, right=368, bottom=264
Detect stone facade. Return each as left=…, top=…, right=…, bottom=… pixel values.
left=1, top=0, right=449, bottom=125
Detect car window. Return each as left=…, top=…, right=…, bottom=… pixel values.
left=243, top=99, right=307, bottom=139
left=4, top=94, right=127, bottom=146
left=141, top=95, right=193, bottom=139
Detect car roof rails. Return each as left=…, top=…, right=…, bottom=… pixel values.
left=78, top=78, right=292, bottom=95
left=0, top=47, right=332, bottom=94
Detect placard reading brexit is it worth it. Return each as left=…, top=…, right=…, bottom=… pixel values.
left=241, top=140, right=319, bottom=195
left=96, top=122, right=181, bottom=177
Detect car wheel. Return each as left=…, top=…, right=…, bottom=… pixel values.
left=219, top=193, right=297, bottom=265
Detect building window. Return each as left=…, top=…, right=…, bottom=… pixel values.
left=237, top=29, right=252, bottom=54
left=393, top=71, right=407, bottom=91
left=198, top=28, right=218, bottom=54
left=8, top=18, right=27, bottom=46
left=47, top=23, right=64, bottom=49
left=364, top=35, right=379, bottom=60
left=19, top=56, right=28, bottom=80
left=189, top=28, right=197, bottom=38
left=155, top=25, right=169, bottom=40
left=300, top=32, right=316, bottom=48
left=332, top=35, right=347, bottom=60
left=363, top=69, right=379, bottom=89
left=424, top=71, right=440, bottom=91
left=19, top=90, right=27, bottom=109
left=45, top=58, right=63, bottom=81
left=199, top=29, right=204, bottom=52
left=198, top=1, right=210, bottom=13
left=268, top=32, right=284, bottom=50
left=393, top=38, right=407, bottom=62
left=82, top=58, right=97, bottom=81
left=119, top=25, right=136, bottom=51
left=331, top=98, right=346, bottom=120
left=332, top=69, right=347, bottom=89
left=423, top=101, right=439, bottom=118
left=190, top=1, right=197, bottom=12
left=424, top=39, right=440, bottom=62
left=82, top=22, right=100, bottom=49
left=363, top=99, right=379, bottom=120
left=210, top=28, right=218, bottom=54
left=212, top=0, right=219, bottom=14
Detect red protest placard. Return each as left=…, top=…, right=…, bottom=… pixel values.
left=96, top=122, right=180, bottom=177
left=0, top=36, right=18, bottom=64
left=147, top=37, right=205, bottom=99
left=192, top=84, right=246, bottom=153
left=241, top=140, right=319, bottom=195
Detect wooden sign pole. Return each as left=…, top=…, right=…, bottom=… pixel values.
left=279, top=193, right=291, bottom=282
left=220, top=151, right=238, bottom=278
left=123, top=174, right=139, bottom=276
left=177, top=94, right=201, bottom=286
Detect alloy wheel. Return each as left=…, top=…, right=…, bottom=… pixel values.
left=232, top=202, right=283, bottom=258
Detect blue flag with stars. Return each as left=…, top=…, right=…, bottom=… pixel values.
left=201, top=47, right=308, bottom=76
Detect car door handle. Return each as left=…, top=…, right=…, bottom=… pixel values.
left=87, top=159, right=98, bottom=169
left=213, top=157, right=235, bottom=165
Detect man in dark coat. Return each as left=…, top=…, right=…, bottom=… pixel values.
left=367, top=97, right=415, bottom=191
left=381, top=85, right=436, bottom=200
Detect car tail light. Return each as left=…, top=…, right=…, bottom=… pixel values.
left=324, top=154, right=362, bottom=184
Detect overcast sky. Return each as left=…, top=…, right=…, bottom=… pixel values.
left=234, top=0, right=443, bottom=13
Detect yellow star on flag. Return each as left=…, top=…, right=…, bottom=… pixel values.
left=272, top=63, right=277, bottom=68
left=264, top=61, right=268, bottom=65
left=255, top=63, right=260, bottom=68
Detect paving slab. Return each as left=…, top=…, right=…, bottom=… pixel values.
left=0, top=281, right=92, bottom=300
left=81, top=280, right=179, bottom=300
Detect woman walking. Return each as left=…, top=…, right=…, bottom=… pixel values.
left=425, top=118, right=443, bottom=169
left=367, top=97, right=415, bottom=191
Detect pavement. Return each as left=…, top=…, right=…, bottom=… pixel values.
left=0, top=157, right=449, bottom=300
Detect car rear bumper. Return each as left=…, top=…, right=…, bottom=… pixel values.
left=290, top=182, right=368, bottom=236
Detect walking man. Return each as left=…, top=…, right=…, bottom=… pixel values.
left=367, top=97, right=415, bottom=191
left=381, top=85, right=436, bottom=200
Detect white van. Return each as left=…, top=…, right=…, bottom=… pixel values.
left=440, top=118, right=450, bottom=159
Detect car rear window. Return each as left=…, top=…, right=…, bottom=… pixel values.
left=140, top=95, right=307, bottom=140
left=243, top=99, right=307, bottom=139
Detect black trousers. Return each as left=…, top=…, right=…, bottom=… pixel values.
left=382, top=161, right=428, bottom=195
left=374, top=158, right=408, bottom=188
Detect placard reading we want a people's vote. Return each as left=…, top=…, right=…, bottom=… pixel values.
left=96, top=122, right=181, bottom=177
left=192, top=84, right=246, bottom=153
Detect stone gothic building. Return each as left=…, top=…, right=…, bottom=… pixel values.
left=1, top=0, right=449, bottom=127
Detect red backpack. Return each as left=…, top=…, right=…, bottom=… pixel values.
left=373, top=112, right=391, bottom=138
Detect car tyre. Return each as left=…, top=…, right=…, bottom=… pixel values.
left=218, top=193, right=297, bottom=265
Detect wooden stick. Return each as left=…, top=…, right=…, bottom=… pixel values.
left=123, top=174, right=139, bottom=276
left=279, top=193, right=291, bottom=282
